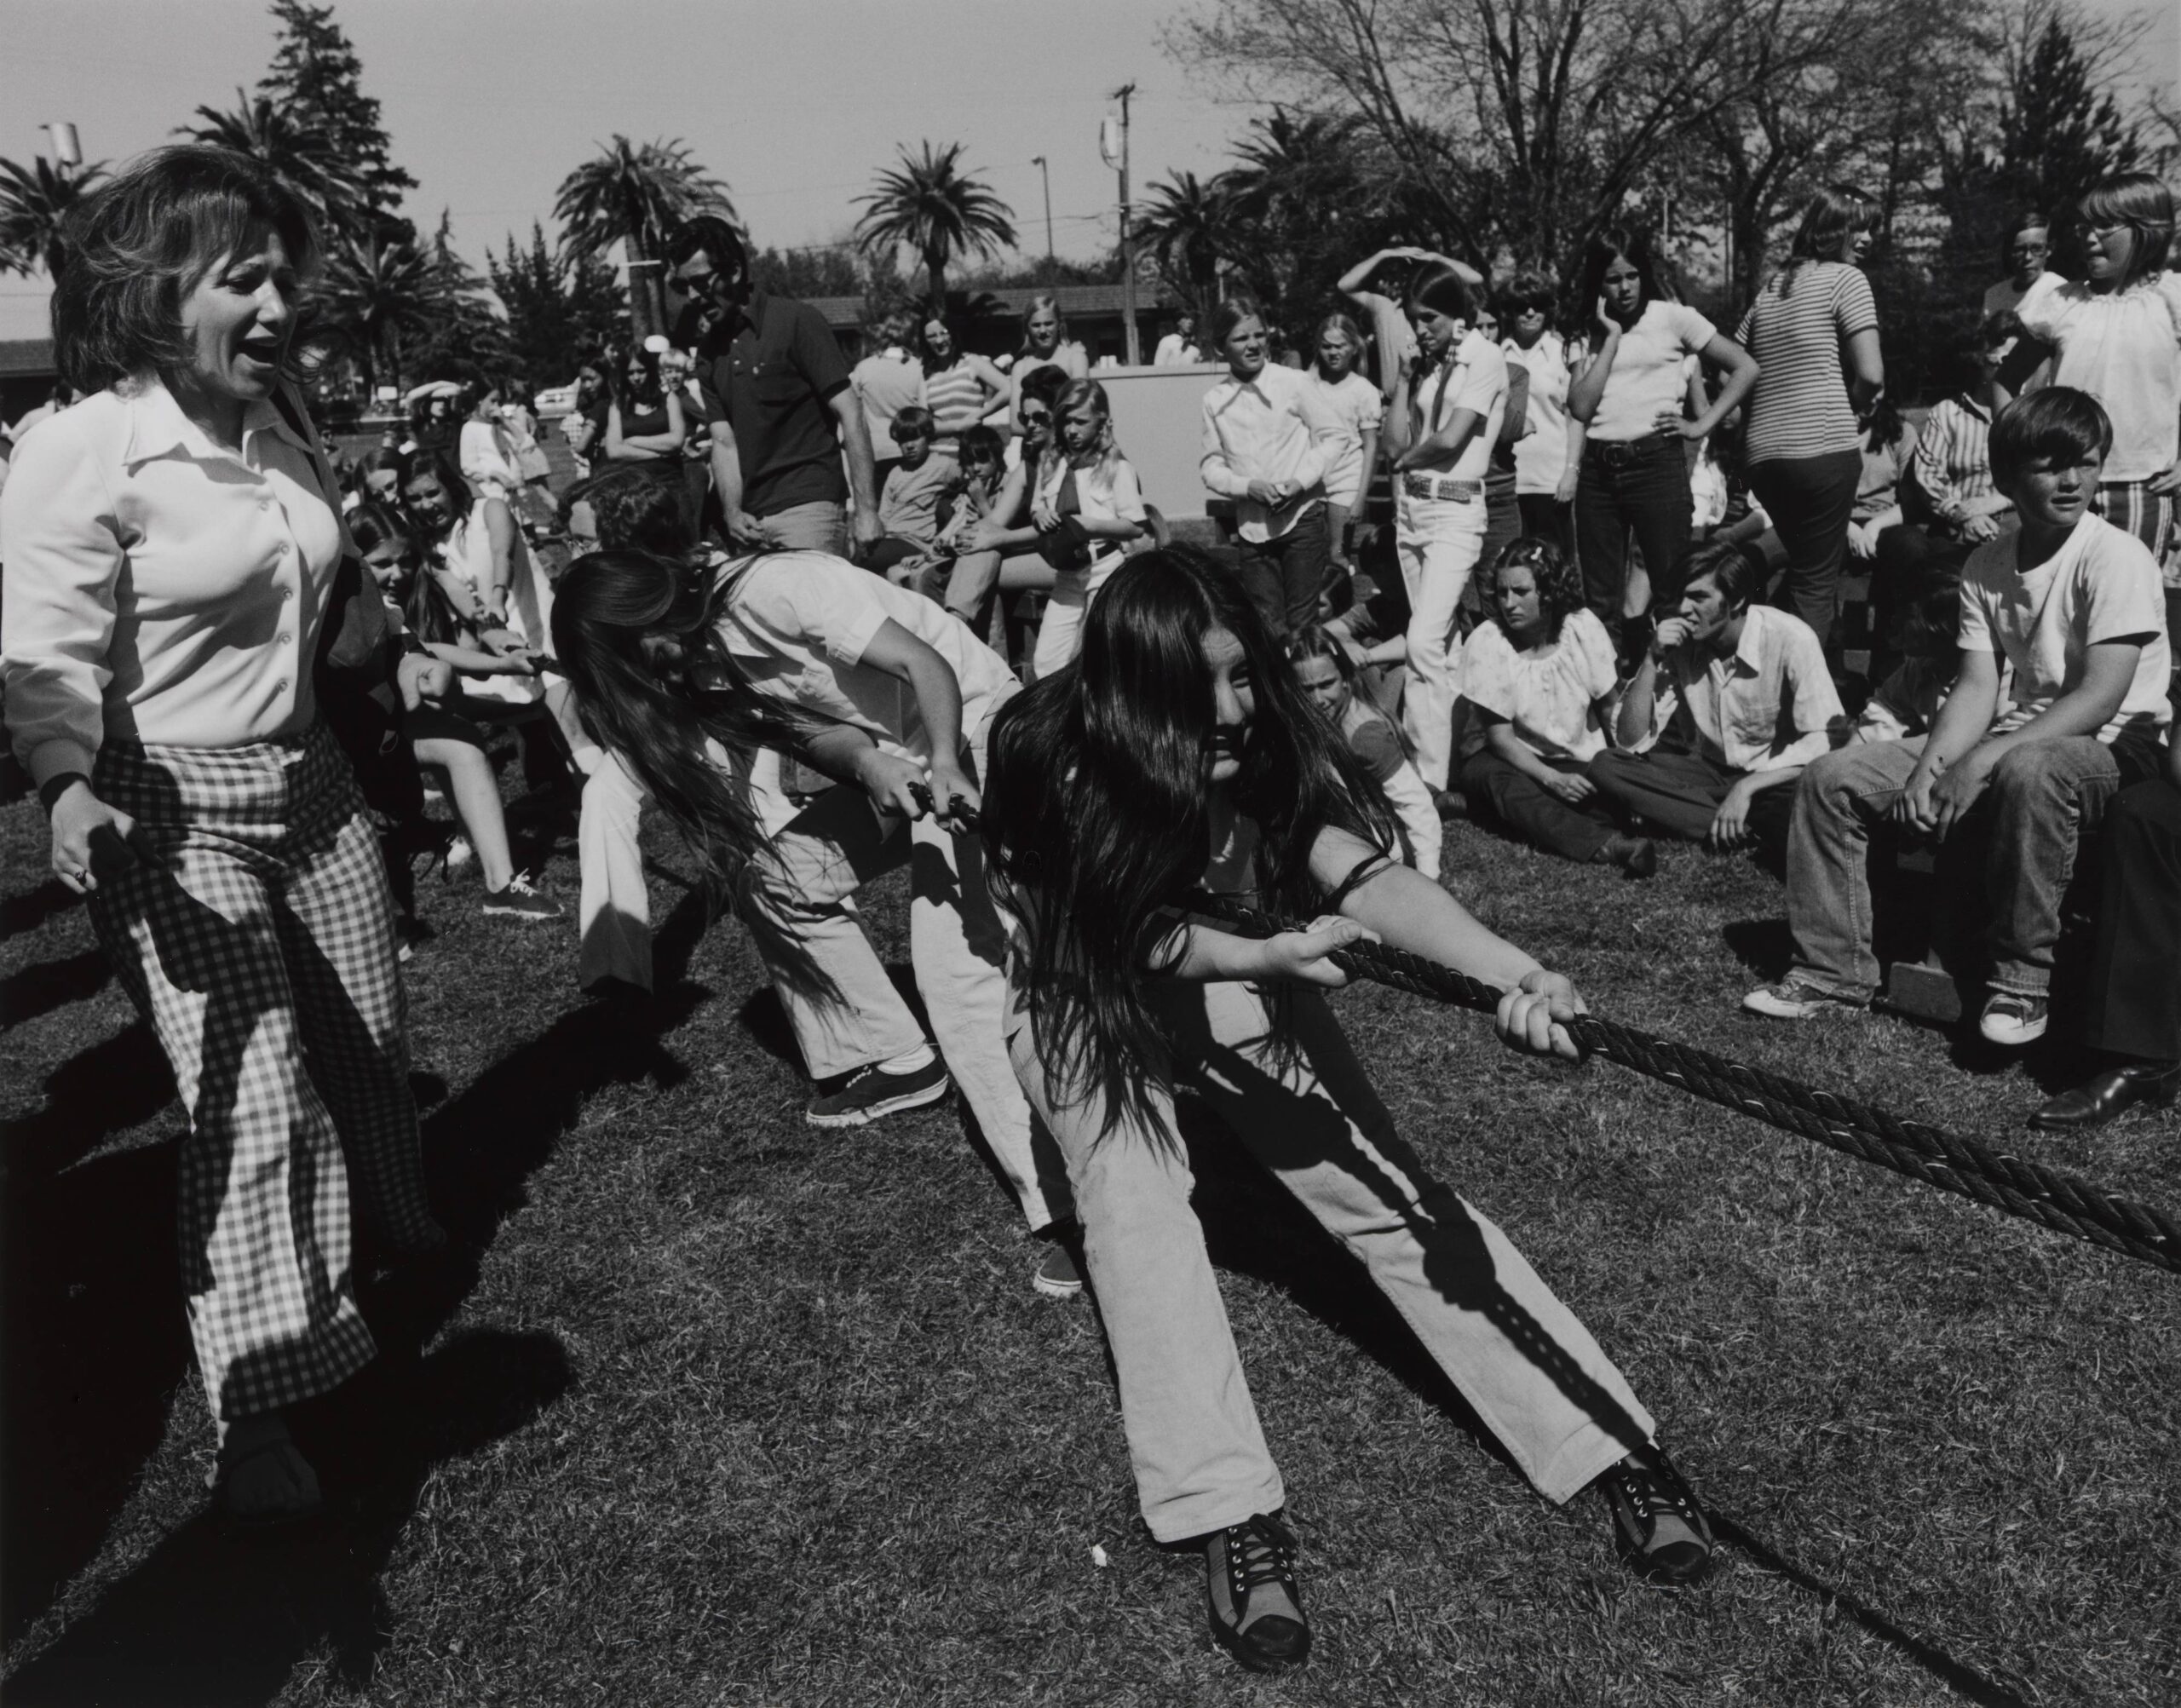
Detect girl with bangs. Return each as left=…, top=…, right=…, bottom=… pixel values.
left=2012, top=174, right=2181, bottom=569
left=1026, top=377, right=1146, bottom=675
left=981, top=546, right=1713, bottom=1676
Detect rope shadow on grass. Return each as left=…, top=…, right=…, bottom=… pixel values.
left=0, top=1328, right=574, bottom=1708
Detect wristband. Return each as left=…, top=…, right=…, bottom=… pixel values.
left=38, top=771, right=91, bottom=812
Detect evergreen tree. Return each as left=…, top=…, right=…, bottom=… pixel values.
left=489, top=221, right=627, bottom=385
left=256, top=0, right=414, bottom=237
left=403, top=210, right=510, bottom=384
left=1998, top=15, right=2141, bottom=221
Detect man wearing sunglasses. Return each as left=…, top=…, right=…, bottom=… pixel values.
left=665, top=216, right=882, bottom=560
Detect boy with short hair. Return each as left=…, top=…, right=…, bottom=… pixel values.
left=865, top=405, right=960, bottom=583
left=1746, top=388, right=2172, bottom=1044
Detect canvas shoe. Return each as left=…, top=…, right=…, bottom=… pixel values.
left=1978, top=991, right=2048, bottom=1048
left=1598, top=1449, right=1714, bottom=1584
left=482, top=871, right=561, bottom=921
left=1742, top=977, right=1865, bottom=1021
left=805, top=1057, right=951, bottom=1128
left=1205, top=1514, right=1309, bottom=1673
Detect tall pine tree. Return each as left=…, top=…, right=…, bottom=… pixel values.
left=1998, top=16, right=2142, bottom=221
left=256, top=0, right=414, bottom=240
left=489, top=222, right=627, bottom=385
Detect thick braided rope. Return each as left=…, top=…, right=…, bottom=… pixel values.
left=1184, top=891, right=2181, bottom=1275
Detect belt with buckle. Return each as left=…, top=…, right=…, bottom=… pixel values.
left=1400, top=473, right=1484, bottom=502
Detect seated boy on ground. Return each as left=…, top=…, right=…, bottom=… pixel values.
left=1745, top=388, right=2172, bottom=1046
left=863, top=404, right=959, bottom=583
left=1587, top=538, right=1841, bottom=868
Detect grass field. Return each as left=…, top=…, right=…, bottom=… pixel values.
left=3, top=750, right=2177, bottom=1708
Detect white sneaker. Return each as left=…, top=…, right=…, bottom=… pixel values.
left=1978, top=992, right=2048, bottom=1048
left=1741, top=978, right=1864, bottom=1021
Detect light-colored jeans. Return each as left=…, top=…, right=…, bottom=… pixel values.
left=576, top=739, right=1061, bottom=1231
left=1396, top=490, right=1487, bottom=790
left=1787, top=734, right=2126, bottom=999
left=760, top=500, right=848, bottom=555
left=1029, top=552, right=1124, bottom=679
left=1008, top=977, right=1654, bottom=1542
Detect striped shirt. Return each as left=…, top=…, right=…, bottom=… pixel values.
left=920, top=359, right=994, bottom=446
left=1735, top=261, right=1879, bottom=466
left=1910, top=396, right=1999, bottom=527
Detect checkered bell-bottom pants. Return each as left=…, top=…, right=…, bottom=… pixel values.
left=87, top=722, right=438, bottom=1421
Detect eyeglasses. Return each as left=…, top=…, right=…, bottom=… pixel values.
left=2085, top=222, right=2131, bottom=242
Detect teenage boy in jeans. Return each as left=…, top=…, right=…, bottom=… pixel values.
left=1745, top=388, right=2172, bottom=1045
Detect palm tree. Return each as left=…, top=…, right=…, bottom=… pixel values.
left=1137, top=170, right=1235, bottom=317
left=316, top=229, right=444, bottom=394
left=855, top=142, right=1016, bottom=317
left=554, top=136, right=733, bottom=339
left=178, top=89, right=367, bottom=239
left=0, top=154, right=107, bottom=279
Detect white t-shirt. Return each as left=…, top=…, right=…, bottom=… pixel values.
left=1353, top=290, right=1419, bottom=400
left=1958, top=514, right=2173, bottom=741
left=716, top=551, right=1019, bottom=759
left=1461, top=607, right=1619, bottom=762
left=2013, top=273, right=2181, bottom=482
left=1503, top=331, right=1574, bottom=497
left=1983, top=271, right=2060, bottom=319
left=1410, top=331, right=1507, bottom=482
left=1310, top=370, right=1385, bottom=507
left=1588, top=302, right=1717, bottom=443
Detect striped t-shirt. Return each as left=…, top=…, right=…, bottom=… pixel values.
left=920, top=359, right=993, bottom=447
left=1735, top=261, right=1879, bottom=467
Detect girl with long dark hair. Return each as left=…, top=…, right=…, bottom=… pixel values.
left=550, top=544, right=1074, bottom=1284
left=1734, top=186, right=1887, bottom=640
left=1381, top=262, right=1505, bottom=791
left=981, top=546, right=1713, bottom=1673
left=602, top=340, right=688, bottom=466
left=1565, top=223, right=1758, bottom=659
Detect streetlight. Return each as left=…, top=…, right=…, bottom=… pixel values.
left=1031, top=156, right=1054, bottom=264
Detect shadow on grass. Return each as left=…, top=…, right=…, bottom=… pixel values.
left=1711, top=1510, right=2034, bottom=1708
left=2, top=1329, right=573, bottom=1708
left=0, top=947, right=112, bottom=1030
left=0, top=880, right=79, bottom=945
left=1, top=874, right=716, bottom=1661
left=1721, top=917, right=1795, bottom=981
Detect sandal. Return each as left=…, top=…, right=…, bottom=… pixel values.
left=1205, top=1513, right=1310, bottom=1673
left=1598, top=1448, right=1713, bottom=1584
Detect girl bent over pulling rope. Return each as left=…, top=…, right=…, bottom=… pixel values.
left=980, top=547, right=1712, bottom=1675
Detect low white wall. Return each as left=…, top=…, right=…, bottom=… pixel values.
left=1095, top=363, right=1226, bottom=522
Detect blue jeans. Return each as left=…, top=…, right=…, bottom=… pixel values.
left=1574, top=434, right=1691, bottom=624
left=1747, top=449, right=1862, bottom=643
left=1236, top=503, right=1330, bottom=642
left=1786, top=734, right=2144, bottom=999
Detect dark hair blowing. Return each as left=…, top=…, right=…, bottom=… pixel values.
left=54, top=144, right=319, bottom=395
left=981, top=546, right=1399, bottom=1134
left=1482, top=537, right=1586, bottom=646
left=1988, top=387, right=2114, bottom=489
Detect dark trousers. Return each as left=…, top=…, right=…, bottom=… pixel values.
left=1459, top=749, right=1618, bottom=863
left=1236, top=503, right=1330, bottom=642
left=1516, top=492, right=1574, bottom=555
left=1747, top=450, right=1862, bottom=644
left=1574, top=435, right=1692, bottom=625
left=1587, top=745, right=1796, bottom=865
left=1482, top=481, right=1522, bottom=582
left=2083, top=779, right=2181, bottom=1063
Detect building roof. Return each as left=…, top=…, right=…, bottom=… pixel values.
left=803, top=281, right=1177, bottom=331
left=0, top=337, right=56, bottom=380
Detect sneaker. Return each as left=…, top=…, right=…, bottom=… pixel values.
left=1979, top=991, right=2048, bottom=1048
left=1033, top=1235, right=1085, bottom=1298
left=1742, top=977, right=1865, bottom=1021
left=805, top=1056, right=951, bottom=1128
left=481, top=871, right=561, bottom=921
left=1598, top=1448, right=1713, bottom=1584
left=1205, top=1515, right=1309, bottom=1673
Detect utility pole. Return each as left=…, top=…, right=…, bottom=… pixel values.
left=1032, top=156, right=1054, bottom=265
left=1108, top=83, right=1141, bottom=366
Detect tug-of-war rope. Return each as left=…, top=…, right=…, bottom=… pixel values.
left=1176, top=891, right=2181, bottom=1276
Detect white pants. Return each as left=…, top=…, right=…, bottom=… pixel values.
left=576, top=733, right=1061, bottom=1233
left=1030, top=551, right=1124, bottom=680
left=1380, top=754, right=1443, bottom=881
left=1396, top=492, right=1487, bottom=791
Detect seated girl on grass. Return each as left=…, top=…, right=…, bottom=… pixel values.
left=1287, top=624, right=1442, bottom=879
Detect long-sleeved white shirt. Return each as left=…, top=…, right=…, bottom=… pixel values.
left=1, top=379, right=344, bottom=785
left=1200, top=362, right=1337, bottom=542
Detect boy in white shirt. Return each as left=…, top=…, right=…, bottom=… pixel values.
left=1747, top=389, right=2172, bottom=1044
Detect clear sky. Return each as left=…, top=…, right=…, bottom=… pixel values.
left=1, top=0, right=2175, bottom=340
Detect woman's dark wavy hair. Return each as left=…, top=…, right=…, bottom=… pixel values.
left=1575, top=221, right=1666, bottom=328
left=981, top=545, right=1399, bottom=1135
left=54, top=144, right=319, bottom=396
left=400, top=446, right=474, bottom=538
left=1482, top=537, right=1586, bottom=646
left=608, top=340, right=665, bottom=412
left=567, top=462, right=690, bottom=555
left=550, top=549, right=813, bottom=903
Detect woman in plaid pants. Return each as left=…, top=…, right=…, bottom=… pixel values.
left=1, top=148, right=443, bottom=1524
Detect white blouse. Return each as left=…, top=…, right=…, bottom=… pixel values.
left=1460, top=606, right=1619, bottom=762
left=1, top=380, right=344, bottom=786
